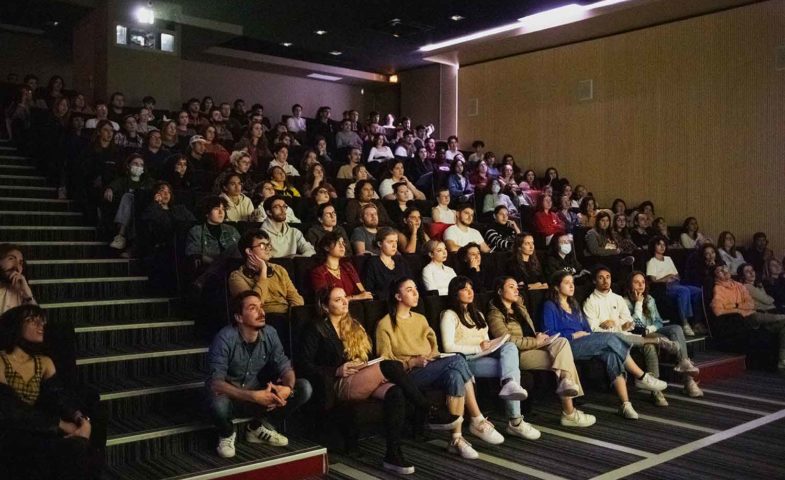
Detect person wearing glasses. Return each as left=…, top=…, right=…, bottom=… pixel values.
left=229, top=230, right=303, bottom=315
left=260, top=195, right=316, bottom=258
left=0, top=244, right=36, bottom=315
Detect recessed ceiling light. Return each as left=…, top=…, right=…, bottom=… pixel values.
left=450, top=15, right=465, bottom=21
left=329, top=50, right=342, bottom=56
left=280, top=42, right=292, bottom=47
left=314, top=29, right=327, bottom=35
left=392, top=33, right=400, bottom=38
left=307, top=73, right=342, bottom=81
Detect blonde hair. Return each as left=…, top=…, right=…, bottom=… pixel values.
left=230, top=149, right=251, bottom=167
left=317, top=287, right=371, bottom=362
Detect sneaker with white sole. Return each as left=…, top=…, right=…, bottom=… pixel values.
left=556, top=377, right=580, bottom=398
left=506, top=419, right=541, bottom=440
left=498, top=381, right=528, bottom=401
left=246, top=422, right=288, bottom=446
left=652, top=390, right=669, bottom=407
left=658, top=337, right=680, bottom=355
left=216, top=432, right=236, bottom=458
left=560, top=409, right=596, bottom=427
left=383, top=448, right=415, bottom=475
left=635, top=373, right=667, bottom=392
left=109, top=234, right=126, bottom=250
left=682, top=323, right=696, bottom=337
left=469, top=417, right=504, bottom=445
left=620, top=401, right=639, bottom=420
left=674, top=358, right=700, bottom=377
left=448, top=436, right=479, bottom=459
left=684, top=378, right=704, bottom=397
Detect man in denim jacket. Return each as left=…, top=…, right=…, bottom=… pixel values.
left=207, top=290, right=312, bottom=458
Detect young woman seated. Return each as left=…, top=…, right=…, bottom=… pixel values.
left=646, top=236, right=706, bottom=336
left=584, top=211, right=622, bottom=257
left=487, top=277, right=595, bottom=427
left=739, top=263, right=784, bottom=314
left=440, top=276, right=540, bottom=440
left=624, top=272, right=702, bottom=402
left=458, top=242, right=492, bottom=289
left=269, top=165, right=300, bottom=198
left=302, top=163, right=336, bottom=199
left=300, top=183, right=335, bottom=226
left=378, top=159, right=425, bottom=201
left=140, top=181, right=196, bottom=251
left=611, top=198, right=627, bottom=219
left=533, top=195, right=565, bottom=245
left=299, top=286, right=459, bottom=474
left=482, top=179, right=518, bottom=219
left=367, top=133, right=394, bottom=163
left=557, top=194, right=580, bottom=234
left=447, top=158, right=474, bottom=202
left=310, top=233, right=373, bottom=301
left=578, top=196, right=597, bottom=228
left=763, top=258, right=785, bottom=310
left=219, top=173, right=254, bottom=222
left=399, top=206, right=430, bottom=254
left=345, top=165, right=378, bottom=199
left=544, top=234, right=590, bottom=283
left=611, top=213, right=637, bottom=254
left=422, top=240, right=457, bottom=296
left=652, top=217, right=678, bottom=247
left=483, top=205, right=521, bottom=252
left=679, top=217, right=707, bottom=249
left=363, top=228, right=413, bottom=299
left=345, top=180, right=393, bottom=229
left=508, top=233, right=548, bottom=291
left=376, top=278, right=504, bottom=459
left=213, top=150, right=255, bottom=195
left=542, top=271, right=668, bottom=420
left=718, top=231, right=747, bottom=274
left=184, top=196, right=240, bottom=272
left=105, top=153, right=154, bottom=254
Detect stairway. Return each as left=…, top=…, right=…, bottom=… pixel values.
left=0, top=139, right=327, bottom=479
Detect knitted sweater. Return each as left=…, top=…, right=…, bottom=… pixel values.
left=375, top=312, right=438, bottom=364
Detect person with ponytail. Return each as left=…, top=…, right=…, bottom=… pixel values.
left=298, top=287, right=459, bottom=475
left=440, top=276, right=539, bottom=440
left=376, top=278, right=504, bottom=459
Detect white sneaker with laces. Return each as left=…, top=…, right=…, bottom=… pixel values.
left=506, top=419, right=541, bottom=440
left=246, top=422, right=288, bottom=446
left=468, top=417, right=504, bottom=445
left=684, top=378, right=704, bottom=397
left=635, top=373, right=667, bottom=392
left=674, top=358, right=700, bottom=377
left=556, top=378, right=580, bottom=398
left=109, top=234, right=126, bottom=250
left=560, top=409, right=596, bottom=427
left=652, top=390, right=669, bottom=407
left=216, top=432, right=236, bottom=458
left=448, top=436, right=479, bottom=459
left=620, top=401, right=639, bottom=420
left=682, top=324, right=696, bottom=337
left=498, top=381, right=528, bottom=401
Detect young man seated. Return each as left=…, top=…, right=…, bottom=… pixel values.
left=351, top=203, right=381, bottom=255
left=229, top=230, right=304, bottom=315
left=207, top=291, right=312, bottom=458
left=444, top=204, right=491, bottom=253
left=260, top=196, right=316, bottom=258
left=0, top=244, right=36, bottom=314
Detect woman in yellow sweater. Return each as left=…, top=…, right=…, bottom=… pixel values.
left=375, top=277, right=503, bottom=459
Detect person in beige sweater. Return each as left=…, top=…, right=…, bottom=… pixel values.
left=486, top=276, right=595, bottom=428
left=228, top=230, right=303, bottom=315
left=375, top=278, right=503, bottom=460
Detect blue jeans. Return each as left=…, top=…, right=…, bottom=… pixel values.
left=666, top=282, right=703, bottom=324
left=570, top=332, right=630, bottom=385
left=467, top=342, right=521, bottom=418
left=208, top=378, right=312, bottom=438
left=408, top=355, right=473, bottom=397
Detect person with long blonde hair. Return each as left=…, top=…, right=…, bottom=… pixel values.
left=298, top=286, right=459, bottom=475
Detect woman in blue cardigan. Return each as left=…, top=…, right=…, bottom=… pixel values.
left=542, top=271, right=667, bottom=420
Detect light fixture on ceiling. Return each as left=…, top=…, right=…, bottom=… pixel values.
left=329, top=50, right=342, bottom=56
left=314, top=29, right=327, bottom=35
left=135, top=2, right=155, bottom=25
left=450, top=15, right=465, bottom=21
left=280, top=42, right=292, bottom=47
left=308, top=73, right=342, bottom=81
left=389, top=75, right=398, bottom=83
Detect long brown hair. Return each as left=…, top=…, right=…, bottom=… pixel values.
left=512, top=233, right=542, bottom=276
left=624, top=271, right=651, bottom=319
left=317, top=287, right=371, bottom=362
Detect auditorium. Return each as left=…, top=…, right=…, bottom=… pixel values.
left=1, top=0, right=784, bottom=478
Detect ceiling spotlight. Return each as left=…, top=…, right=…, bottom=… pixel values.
left=329, top=50, right=342, bottom=56
left=135, top=5, right=155, bottom=24
left=392, top=33, right=400, bottom=38
left=389, top=75, right=399, bottom=83
left=450, top=15, right=465, bottom=21
left=314, top=29, right=327, bottom=35
left=280, top=42, right=292, bottom=47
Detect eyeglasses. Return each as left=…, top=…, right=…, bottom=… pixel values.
left=252, top=242, right=272, bottom=250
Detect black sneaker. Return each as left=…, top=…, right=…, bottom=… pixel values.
left=383, top=448, right=415, bottom=475
left=426, top=406, right=463, bottom=431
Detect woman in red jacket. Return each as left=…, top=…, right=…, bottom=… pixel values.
left=533, top=195, right=566, bottom=244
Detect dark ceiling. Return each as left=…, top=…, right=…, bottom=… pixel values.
left=0, top=1, right=598, bottom=75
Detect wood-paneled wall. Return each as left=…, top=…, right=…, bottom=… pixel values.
left=458, top=0, right=785, bottom=255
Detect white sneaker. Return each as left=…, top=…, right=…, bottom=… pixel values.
left=506, top=419, right=541, bottom=440
left=468, top=417, right=504, bottom=445
left=652, top=391, right=669, bottom=407
left=560, top=409, right=596, bottom=427
left=109, top=234, right=126, bottom=250
left=498, top=381, right=528, bottom=401
left=448, top=436, right=479, bottom=459
left=635, top=373, right=667, bottom=392
left=620, top=401, right=639, bottom=420
left=556, top=378, right=580, bottom=398
left=674, top=358, right=700, bottom=377
left=216, top=432, right=236, bottom=458
left=682, top=324, right=696, bottom=337
left=246, top=422, right=288, bottom=446
left=684, top=378, right=704, bottom=398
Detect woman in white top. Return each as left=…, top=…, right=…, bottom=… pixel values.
left=646, top=236, right=705, bottom=333
left=219, top=173, right=253, bottom=222
left=482, top=179, right=518, bottom=218
left=679, top=217, right=707, bottom=249
left=422, top=240, right=457, bottom=295
left=378, top=159, right=425, bottom=201
left=439, top=276, right=540, bottom=440
left=345, top=165, right=378, bottom=199
left=367, top=134, right=394, bottom=163
left=717, top=231, right=746, bottom=274
left=432, top=188, right=457, bottom=224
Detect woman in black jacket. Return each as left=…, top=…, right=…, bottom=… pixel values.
left=297, top=286, right=458, bottom=475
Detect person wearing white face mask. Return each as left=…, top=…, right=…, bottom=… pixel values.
left=482, top=179, right=518, bottom=219
left=106, top=153, right=154, bottom=252
left=544, top=234, right=590, bottom=284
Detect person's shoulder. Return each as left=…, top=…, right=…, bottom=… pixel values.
left=376, top=314, right=393, bottom=330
